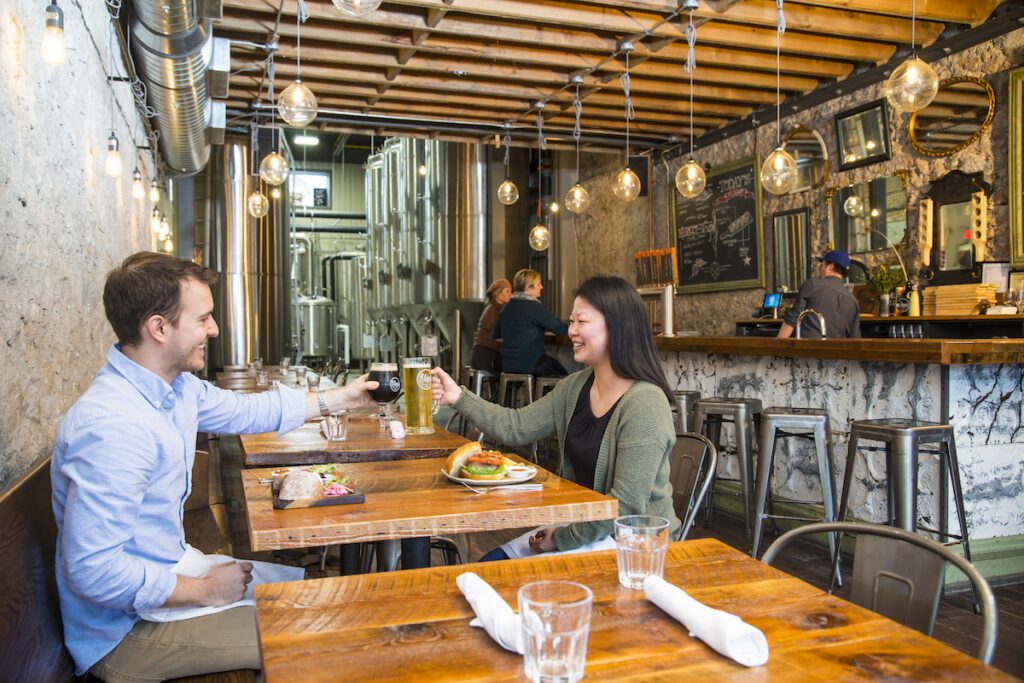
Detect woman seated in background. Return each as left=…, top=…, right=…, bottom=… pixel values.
left=470, top=278, right=511, bottom=374
left=431, top=275, right=681, bottom=560
left=494, top=268, right=569, bottom=378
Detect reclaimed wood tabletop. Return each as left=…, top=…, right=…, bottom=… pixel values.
left=238, top=418, right=470, bottom=466
left=240, top=456, right=618, bottom=552
left=253, top=538, right=1012, bottom=682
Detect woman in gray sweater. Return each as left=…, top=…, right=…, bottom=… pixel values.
left=431, top=275, right=681, bottom=560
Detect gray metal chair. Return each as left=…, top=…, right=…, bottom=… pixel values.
left=761, top=521, right=997, bottom=665
left=669, top=433, right=718, bottom=540
left=671, top=390, right=701, bottom=436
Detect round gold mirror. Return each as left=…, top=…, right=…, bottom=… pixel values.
left=781, top=125, right=828, bottom=192
left=908, top=76, right=995, bottom=157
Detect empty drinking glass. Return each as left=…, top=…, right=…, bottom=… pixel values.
left=323, top=411, right=349, bottom=442
left=253, top=357, right=263, bottom=371
left=280, top=357, right=291, bottom=375
left=518, top=581, right=593, bottom=683
left=614, top=515, right=670, bottom=590
left=256, top=369, right=269, bottom=387
left=306, top=372, right=319, bottom=392
left=295, top=367, right=308, bottom=387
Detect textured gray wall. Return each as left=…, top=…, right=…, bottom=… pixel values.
left=1, top=0, right=153, bottom=489
left=577, top=28, right=1024, bottom=335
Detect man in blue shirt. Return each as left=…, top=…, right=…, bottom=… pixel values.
left=51, top=252, right=379, bottom=681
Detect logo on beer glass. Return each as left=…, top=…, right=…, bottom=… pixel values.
left=416, top=368, right=431, bottom=391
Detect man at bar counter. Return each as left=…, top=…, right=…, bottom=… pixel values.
left=777, top=249, right=861, bottom=339
left=50, top=252, right=379, bottom=682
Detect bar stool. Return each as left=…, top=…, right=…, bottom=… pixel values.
left=837, top=418, right=976, bottom=609
left=692, top=397, right=763, bottom=541
left=533, top=376, right=562, bottom=401
left=750, top=407, right=839, bottom=567
left=467, top=368, right=499, bottom=401
left=498, top=372, right=535, bottom=407
left=672, top=390, right=701, bottom=436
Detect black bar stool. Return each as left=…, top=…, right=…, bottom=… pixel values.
left=751, top=407, right=839, bottom=571
left=672, top=390, right=701, bottom=436
left=692, top=397, right=763, bottom=542
left=837, top=418, right=976, bottom=609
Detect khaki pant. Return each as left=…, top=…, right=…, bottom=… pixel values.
left=90, top=606, right=260, bottom=682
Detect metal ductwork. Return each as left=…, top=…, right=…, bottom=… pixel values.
left=130, top=0, right=226, bottom=176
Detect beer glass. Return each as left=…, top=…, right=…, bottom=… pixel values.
left=368, top=362, right=401, bottom=431
left=402, top=357, right=439, bottom=434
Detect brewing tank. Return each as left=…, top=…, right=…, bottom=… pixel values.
left=297, top=294, right=336, bottom=359
left=364, top=153, right=383, bottom=312
left=333, top=256, right=370, bottom=360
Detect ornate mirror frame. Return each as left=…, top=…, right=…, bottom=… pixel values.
left=908, top=76, right=995, bottom=158
left=826, top=169, right=910, bottom=255
left=781, top=125, right=829, bottom=192
left=1011, top=67, right=1024, bottom=268
left=921, top=170, right=992, bottom=286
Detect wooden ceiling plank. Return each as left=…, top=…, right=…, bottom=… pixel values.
left=785, top=0, right=999, bottom=26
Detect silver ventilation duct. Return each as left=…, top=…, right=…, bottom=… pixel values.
left=130, top=0, right=225, bottom=175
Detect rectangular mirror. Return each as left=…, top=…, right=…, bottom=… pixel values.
left=835, top=99, right=892, bottom=171
left=1011, top=66, right=1024, bottom=268
left=828, top=173, right=908, bottom=255
left=939, top=202, right=974, bottom=272
left=772, top=208, right=810, bottom=293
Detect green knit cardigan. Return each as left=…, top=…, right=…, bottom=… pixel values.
left=453, top=367, right=681, bottom=550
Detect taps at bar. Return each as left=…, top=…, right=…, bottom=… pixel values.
left=2, top=0, right=1023, bottom=681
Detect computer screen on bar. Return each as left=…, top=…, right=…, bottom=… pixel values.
left=763, top=292, right=782, bottom=309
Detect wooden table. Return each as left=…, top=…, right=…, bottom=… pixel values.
left=239, top=419, right=469, bottom=466
left=254, top=538, right=1012, bottom=682
left=241, top=456, right=618, bottom=552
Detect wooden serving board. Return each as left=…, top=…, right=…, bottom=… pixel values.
left=272, top=489, right=365, bottom=510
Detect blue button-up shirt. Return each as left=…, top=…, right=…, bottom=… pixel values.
left=51, top=345, right=306, bottom=674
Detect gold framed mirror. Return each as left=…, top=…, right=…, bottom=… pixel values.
left=1010, top=67, right=1024, bottom=268
left=826, top=171, right=909, bottom=255
left=781, top=125, right=828, bottom=192
left=908, top=76, right=995, bottom=157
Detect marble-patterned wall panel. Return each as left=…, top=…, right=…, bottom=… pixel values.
left=954, top=445, right=1024, bottom=540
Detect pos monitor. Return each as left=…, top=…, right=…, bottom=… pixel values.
left=763, top=292, right=781, bottom=318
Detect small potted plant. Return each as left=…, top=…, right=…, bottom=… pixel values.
left=870, top=264, right=907, bottom=316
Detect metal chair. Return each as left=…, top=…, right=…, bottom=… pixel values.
left=762, top=521, right=997, bottom=665
left=669, top=433, right=718, bottom=540
left=671, top=390, right=701, bottom=436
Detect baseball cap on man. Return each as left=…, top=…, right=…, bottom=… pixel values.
left=816, top=250, right=852, bottom=269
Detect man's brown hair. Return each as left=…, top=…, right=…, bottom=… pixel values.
left=103, top=252, right=218, bottom=346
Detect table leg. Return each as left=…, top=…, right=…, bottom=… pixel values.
left=375, top=541, right=400, bottom=572
left=340, top=544, right=361, bottom=575
left=401, top=537, right=431, bottom=569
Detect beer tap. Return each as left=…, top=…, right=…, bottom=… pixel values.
left=795, top=308, right=827, bottom=339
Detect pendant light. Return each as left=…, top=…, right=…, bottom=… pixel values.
left=497, top=124, right=519, bottom=205
left=676, top=4, right=706, bottom=199
left=760, top=1, right=797, bottom=196
left=883, top=0, right=938, bottom=113
left=104, top=131, right=123, bottom=178
left=565, top=76, right=591, bottom=214
left=613, top=43, right=640, bottom=203
left=260, top=58, right=290, bottom=186
left=248, top=190, right=270, bottom=218
left=149, top=209, right=161, bottom=234
left=131, top=168, right=145, bottom=200
left=271, top=187, right=282, bottom=200
left=148, top=180, right=160, bottom=203
left=278, top=6, right=317, bottom=127
left=41, top=2, right=67, bottom=66
left=331, top=0, right=382, bottom=17
left=529, top=111, right=550, bottom=252
left=844, top=194, right=864, bottom=217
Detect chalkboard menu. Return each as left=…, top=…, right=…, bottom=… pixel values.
left=673, top=156, right=764, bottom=293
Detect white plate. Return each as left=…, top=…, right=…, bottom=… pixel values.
left=442, top=466, right=537, bottom=486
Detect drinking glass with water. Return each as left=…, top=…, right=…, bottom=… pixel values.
left=614, top=515, right=670, bottom=590
left=518, top=581, right=592, bottom=683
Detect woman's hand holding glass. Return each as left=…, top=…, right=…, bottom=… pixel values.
left=429, top=367, right=463, bottom=405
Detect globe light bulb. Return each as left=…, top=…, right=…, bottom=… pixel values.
left=760, top=147, right=797, bottom=195
left=278, top=80, right=318, bottom=127
left=497, top=179, right=519, bottom=205
left=564, top=183, right=591, bottom=214
left=418, top=163, right=427, bottom=176
left=247, top=190, right=270, bottom=218
left=844, top=195, right=864, bottom=217
left=41, top=3, right=67, bottom=66
left=271, top=187, right=281, bottom=200
left=163, top=238, right=174, bottom=253
left=675, top=159, right=706, bottom=199
left=549, top=200, right=559, bottom=213
left=884, top=56, right=939, bottom=113
left=104, top=132, right=122, bottom=178
left=148, top=180, right=160, bottom=203
left=330, top=0, right=383, bottom=17
left=613, top=168, right=641, bottom=203
left=528, top=223, right=550, bottom=251
left=259, top=151, right=289, bottom=186
left=131, top=168, right=145, bottom=200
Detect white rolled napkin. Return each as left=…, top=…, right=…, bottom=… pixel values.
left=643, top=575, right=769, bottom=667
left=455, top=572, right=524, bottom=654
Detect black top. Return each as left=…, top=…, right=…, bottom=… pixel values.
left=565, top=373, right=623, bottom=490
left=493, top=295, right=569, bottom=373
left=783, top=276, right=861, bottom=339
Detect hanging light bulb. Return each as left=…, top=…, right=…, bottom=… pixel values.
left=497, top=179, right=519, bottom=205
left=613, top=168, right=641, bottom=203
left=104, top=132, right=122, bottom=178
left=159, top=216, right=170, bottom=239
left=528, top=223, right=550, bottom=252
left=844, top=194, right=864, bottom=217
left=148, top=180, right=160, bottom=203
left=41, top=2, right=67, bottom=66
left=131, top=168, right=145, bottom=200
left=565, top=183, right=590, bottom=214
left=278, top=81, right=318, bottom=127
left=259, top=151, right=289, bottom=186
left=247, top=190, right=270, bottom=218
left=271, top=187, right=282, bottom=200
left=330, top=0, right=383, bottom=17
left=675, top=160, right=706, bottom=199
left=418, top=163, right=427, bottom=177
left=150, top=209, right=161, bottom=234
left=162, top=237, right=174, bottom=253
left=549, top=200, right=559, bottom=213
left=884, top=56, right=938, bottom=113
left=760, top=2, right=795, bottom=196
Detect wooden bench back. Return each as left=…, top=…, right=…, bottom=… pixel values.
left=0, top=458, right=76, bottom=683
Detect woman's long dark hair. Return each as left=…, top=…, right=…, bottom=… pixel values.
left=575, top=276, right=674, bottom=405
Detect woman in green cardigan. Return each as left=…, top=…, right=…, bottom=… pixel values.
left=430, top=275, right=681, bottom=560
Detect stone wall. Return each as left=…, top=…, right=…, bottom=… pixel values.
left=576, top=28, right=1024, bottom=335
left=0, top=1, right=152, bottom=489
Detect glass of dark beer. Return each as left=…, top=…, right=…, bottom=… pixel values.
left=368, top=362, right=401, bottom=431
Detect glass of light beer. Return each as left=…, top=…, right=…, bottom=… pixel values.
left=402, top=357, right=439, bottom=434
